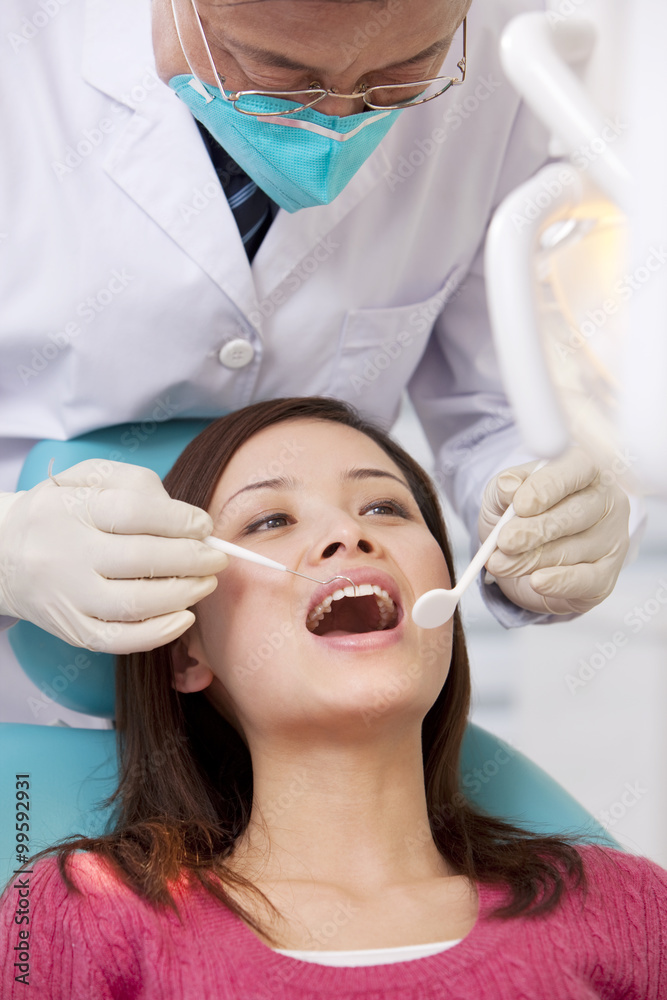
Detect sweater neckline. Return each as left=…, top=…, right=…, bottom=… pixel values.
left=225, top=879, right=507, bottom=991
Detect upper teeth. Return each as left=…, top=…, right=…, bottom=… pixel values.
left=306, top=584, right=397, bottom=632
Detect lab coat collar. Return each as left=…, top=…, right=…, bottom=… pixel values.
left=81, top=0, right=157, bottom=113
left=80, top=0, right=393, bottom=327
left=81, top=0, right=260, bottom=323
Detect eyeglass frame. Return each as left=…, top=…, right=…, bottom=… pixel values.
left=185, top=0, right=467, bottom=118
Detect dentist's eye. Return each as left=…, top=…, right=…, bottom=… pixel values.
left=362, top=499, right=411, bottom=518
left=244, top=513, right=293, bottom=533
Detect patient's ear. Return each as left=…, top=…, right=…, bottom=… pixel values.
left=171, top=632, right=214, bottom=693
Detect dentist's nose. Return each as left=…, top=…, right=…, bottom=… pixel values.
left=313, top=92, right=366, bottom=116
left=309, top=76, right=368, bottom=117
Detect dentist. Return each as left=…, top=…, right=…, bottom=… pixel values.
left=0, top=0, right=629, bottom=673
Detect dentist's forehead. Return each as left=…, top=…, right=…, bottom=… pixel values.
left=185, top=0, right=468, bottom=87
left=193, top=0, right=465, bottom=49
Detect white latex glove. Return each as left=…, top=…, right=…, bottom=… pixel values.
left=0, top=460, right=228, bottom=653
left=478, top=448, right=630, bottom=615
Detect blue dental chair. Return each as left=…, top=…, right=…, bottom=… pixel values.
left=0, top=420, right=617, bottom=888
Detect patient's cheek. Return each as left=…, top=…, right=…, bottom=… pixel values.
left=197, top=570, right=244, bottom=629
left=421, top=625, right=453, bottom=670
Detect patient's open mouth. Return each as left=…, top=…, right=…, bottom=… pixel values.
left=306, top=584, right=399, bottom=636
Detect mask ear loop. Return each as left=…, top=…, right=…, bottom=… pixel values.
left=170, top=0, right=199, bottom=79
left=47, top=458, right=60, bottom=486
left=171, top=0, right=231, bottom=99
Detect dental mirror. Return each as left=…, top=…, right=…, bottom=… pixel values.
left=412, top=459, right=548, bottom=629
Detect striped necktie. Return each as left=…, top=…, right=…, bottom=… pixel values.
left=196, top=121, right=275, bottom=262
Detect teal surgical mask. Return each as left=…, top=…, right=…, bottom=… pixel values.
left=168, top=0, right=404, bottom=213
left=168, top=76, right=403, bottom=213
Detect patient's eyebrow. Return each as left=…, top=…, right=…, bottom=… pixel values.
left=342, top=468, right=411, bottom=491
left=215, top=467, right=411, bottom=521
left=216, top=476, right=299, bottom=519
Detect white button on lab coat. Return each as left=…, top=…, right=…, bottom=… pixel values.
left=218, top=340, right=255, bottom=369
left=0, top=0, right=551, bottom=722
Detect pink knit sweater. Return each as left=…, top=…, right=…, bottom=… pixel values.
left=1, top=845, right=665, bottom=998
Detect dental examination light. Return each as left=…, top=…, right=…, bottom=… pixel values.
left=485, top=0, right=667, bottom=496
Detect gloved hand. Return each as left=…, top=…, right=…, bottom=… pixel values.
left=478, top=448, right=630, bottom=616
left=0, top=460, right=228, bottom=653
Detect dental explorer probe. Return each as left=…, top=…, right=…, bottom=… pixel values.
left=203, top=536, right=355, bottom=589
left=411, top=459, right=549, bottom=628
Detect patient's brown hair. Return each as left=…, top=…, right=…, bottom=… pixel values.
left=21, top=397, right=586, bottom=944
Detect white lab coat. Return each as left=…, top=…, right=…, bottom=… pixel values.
left=0, top=0, right=549, bottom=722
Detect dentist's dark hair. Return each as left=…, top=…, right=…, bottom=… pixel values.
left=21, top=397, right=586, bottom=945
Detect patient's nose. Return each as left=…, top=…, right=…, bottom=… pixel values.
left=321, top=538, right=373, bottom=559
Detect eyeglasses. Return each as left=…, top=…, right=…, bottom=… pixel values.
left=186, top=0, right=467, bottom=118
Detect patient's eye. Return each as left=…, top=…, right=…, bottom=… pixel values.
left=244, top=513, right=292, bottom=533
left=362, top=498, right=411, bottom=518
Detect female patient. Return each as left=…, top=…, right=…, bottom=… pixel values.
left=1, top=396, right=665, bottom=998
